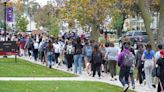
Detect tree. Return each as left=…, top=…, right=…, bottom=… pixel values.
left=137, top=0, right=162, bottom=49
left=60, top=0, right=114, bottom=41
left=26, top=1, right=40, bottom=20
left=14, top=0, right=24, bottom=16
left=158, top=0, right=164, bottom=45
left=111, top=10, right=124, bottom=36
left=34, top=3, right=61, bottom=37
left=16, top=16, right=28, bottom=32
left=34, top=4, right=54, bottom=28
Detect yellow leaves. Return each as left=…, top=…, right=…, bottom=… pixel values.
left=60, top=0, right=115, bottom=27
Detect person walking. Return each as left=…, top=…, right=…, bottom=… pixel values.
left=105, top=42, right=119, bottom=81
left=73, top=37, right=83, bottom=74
left=83, top=40, right=93, bottom=75
left=153, top=45, right=163, bottom=88
left=156, top=50, right=164, bottom=92
left=142, top=44, right=155, bottom=91
left=91, top=45, right=103, bottom=79
left=19, top=36, right=26, bottom=57
left=65, top=40, right=74, bottom=71
left=53, top=40, right=61, bottom=66
left=33, top=40, right=39, bottom=61
left=40, top=39, right=47, bottom=64
left=118, top=42, right=135, bottom=92
left=25, top=35, right=33, bottom=58
left=46, top=40, right=54, bottom=69
left=136, top=44, right=145, bottom=85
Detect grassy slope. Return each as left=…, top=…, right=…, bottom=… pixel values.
left=0, top=81, right=135, bottom=92
left=0, top=58, right=76, bottom=77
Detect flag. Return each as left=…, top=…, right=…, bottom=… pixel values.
left=6, top=7, right=13, bottom=22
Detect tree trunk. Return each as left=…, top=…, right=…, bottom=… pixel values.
left=90, top=25, right=99, bottom=42
left=157, top=0, right=164, bottom=45
left=138, top=0, right=156, bottom=49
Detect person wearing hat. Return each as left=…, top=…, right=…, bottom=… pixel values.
left=156, top=50, right=164, bottom=92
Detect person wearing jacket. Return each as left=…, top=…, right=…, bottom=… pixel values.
left=156, top=50, right=164, bottom=92
left=91, top=45, right=103, bottom=79
left=118, top=42, right=131, bottom=91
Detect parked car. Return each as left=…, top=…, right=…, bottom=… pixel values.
left=119, top=31, right=149, bottom=48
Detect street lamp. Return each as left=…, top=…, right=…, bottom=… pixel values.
left=2, top=0, right=7, bottom=41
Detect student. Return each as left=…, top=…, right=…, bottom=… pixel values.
left=156, top=50, right=164, bottom=92
left=142, top=44, right=155, bottom=91
left=46, top=40, right=54, bottom=68
left=105, top=42, right=119, bottom=81
left=33, top=40, right=39, bottom=61
left=83, top=41, right=93, bottom=75
left=53, top=40, right=61, bottom=65
left=136, top=44, right=145, bottom=85
left=91, top=45, right=103, bottom=79
left=74, top=37, right=83, bottom=74
left=65, top=40, right=74, bottom=71
left=153, top=45, right=163, bottom=88
left=118, top=42, right=135, bottom=91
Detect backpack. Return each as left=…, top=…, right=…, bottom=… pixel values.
left=84, top=46, right=93, bottom=57
left=123, top=52, right=135, bottom=67
left=66, top=45, right=74, bottom=54
left=92, top=52, right=102, bottom=64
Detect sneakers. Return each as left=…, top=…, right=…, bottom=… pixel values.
left=123, top=84, right=129, bottom=92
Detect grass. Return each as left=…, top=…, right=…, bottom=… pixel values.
left=0, top=81, right=135, bottom=92
left=0, top=58, right=76, bottom=77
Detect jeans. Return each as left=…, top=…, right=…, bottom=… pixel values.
left=47, top=52, right=53, bottom=67
left=119, top=66, right=130, bottom=86
left=144, top=59, right=154, bottom=89
left=74, top=54, right=83, bottom=74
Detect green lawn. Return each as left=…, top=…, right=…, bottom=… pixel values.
left=0, top=58, right=76, bottom=77
left=0, top=81, right=135, bottom=92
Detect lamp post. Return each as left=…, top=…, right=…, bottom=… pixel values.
left=2, top=0, right=7, bottom=41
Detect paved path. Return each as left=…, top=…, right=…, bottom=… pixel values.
left=0, top=56, right=156, bottom=92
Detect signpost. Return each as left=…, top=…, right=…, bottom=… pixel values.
left=0, top=41, right=18, bottom=62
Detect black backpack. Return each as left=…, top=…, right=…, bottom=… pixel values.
left=92, top=52, right=102, bottom=64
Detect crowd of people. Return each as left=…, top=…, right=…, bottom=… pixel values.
left=0, top=33, right=164, bottom=92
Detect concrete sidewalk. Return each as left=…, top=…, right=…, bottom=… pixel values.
left=0, top=56, right=156, bottom=92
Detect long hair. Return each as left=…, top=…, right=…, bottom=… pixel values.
left=146, top=43, right=152, bottom=54
left=93, top=45, right=100, bottom=53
